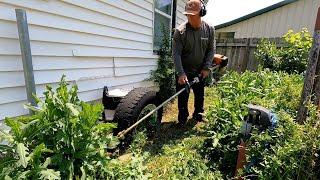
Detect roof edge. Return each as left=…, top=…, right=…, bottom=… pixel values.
left=215, top=0, right=298, bottom=29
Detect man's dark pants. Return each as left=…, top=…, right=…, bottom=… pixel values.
left=176, top=74, right=205, bottom=123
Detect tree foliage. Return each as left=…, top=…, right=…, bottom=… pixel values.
left=255, top=28, right=312, bottom=74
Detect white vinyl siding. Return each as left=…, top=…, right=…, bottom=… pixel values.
left=176, top=0, right=188, bottom=27
left=0, top=0, right=188, bottom=122
left=216, top=0, right=320, bottom=38
left=0, top=0, right=159, bottom=122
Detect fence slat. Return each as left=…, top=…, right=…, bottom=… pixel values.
left=242, top=38, right=251, bottom=72
left=216, top=37, right=285, bottom=71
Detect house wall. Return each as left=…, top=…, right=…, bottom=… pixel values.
left=176, top=0, right=188, bottom=27
left=216, top=0, right=320, bottom=38
left=0, top=0, right=187, bottom=124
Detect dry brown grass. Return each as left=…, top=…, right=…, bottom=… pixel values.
left=161, top=88, right=218, bottom=123
left=161, top=91, right=196, bottom=123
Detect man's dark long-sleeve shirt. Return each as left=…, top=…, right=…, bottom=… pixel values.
left=172, top=21, right=215, bottom=77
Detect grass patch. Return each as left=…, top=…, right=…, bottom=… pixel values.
left=162, top=87, right=219, bottom=123
left=127, top=87, right=223, bottom=179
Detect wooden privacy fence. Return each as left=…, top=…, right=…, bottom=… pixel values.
left=215, top=38, right=285, bottom=72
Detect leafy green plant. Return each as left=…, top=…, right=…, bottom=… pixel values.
left=0, top=76, right=120, bottom=179
left=279, top=28, right=312, bottom=73
left=255, top=28, right=312, bottom=73
left=127, top=131, right=148, bottom=155
left=202, top=67, right=305, bottom=178
left=0, top=141, right=60, bottom=180
left=147, top=137, right=222, bottom=180
left=246, top=107, right=320, bottom=179
left=149, top=24, right=175, bottom=102
left=255, top=39, right=280, bottom=70
left=107, top=153, right=152, bottom=180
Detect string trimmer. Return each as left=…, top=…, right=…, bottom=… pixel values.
left=117, top=76, right=201, bottom=139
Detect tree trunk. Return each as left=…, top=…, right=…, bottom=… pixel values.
left=313, top=55, right=320, bottom=110
left=298, top=7, right=320, bottom=124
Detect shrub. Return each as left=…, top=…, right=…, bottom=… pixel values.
left=255, top=28, right=312, bottom=74
left=149, top=24, right=175, bottom=102
left=255, top=39, right=279, bottom=70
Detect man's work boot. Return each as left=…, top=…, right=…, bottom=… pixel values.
left=192, top=114, right=209, bottom=123
left=198, top=117, right=209, bottom=123
left=178, top=110, right=188, bottom=126
left=176, top=120, right=187, bottom=126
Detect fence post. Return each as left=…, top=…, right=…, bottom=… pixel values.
left=242, top=38, right=251, bottom=71
left=298, top=7, right=320, bottom=123
left=16, top=9, right=37, bottom=115
left=223, top=39, right=227, bottom=55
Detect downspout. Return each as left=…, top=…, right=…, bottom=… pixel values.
left=172, top=0, right=177, bottom=34
left=15, top=9, right=37, bottom=114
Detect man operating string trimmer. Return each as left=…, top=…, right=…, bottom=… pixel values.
left=173, top=0, right=220, bottom=125
left=116, top=0, right=228, bottom=141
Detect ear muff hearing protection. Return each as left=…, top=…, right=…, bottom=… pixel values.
left=184, top=0, right=207, bottom=17
left=200, top=0, right=207, bottom=17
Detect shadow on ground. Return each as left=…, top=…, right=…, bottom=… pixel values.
left=140, top=118, right=207, bottom=156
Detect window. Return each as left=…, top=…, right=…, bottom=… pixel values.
left=153, top=0, right=173, bottom=50
left=216, top=32, right=235, bottom=40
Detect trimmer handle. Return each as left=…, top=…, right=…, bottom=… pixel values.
left=185, top=77, right=200, bottom=94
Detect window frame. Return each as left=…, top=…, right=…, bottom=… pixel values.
left=153, top=0, right=174, bottom=51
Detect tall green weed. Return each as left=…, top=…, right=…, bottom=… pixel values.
left=0, top=76, right=150, bottom=179
left=201, top=67, right=318, bottom=178
left=247, top=107, right=320, bottom=179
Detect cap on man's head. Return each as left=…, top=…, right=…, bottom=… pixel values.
left=183, top=0, right=201, bottom=16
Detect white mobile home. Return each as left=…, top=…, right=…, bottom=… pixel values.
left=0, top=0, right=196, bottom=125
